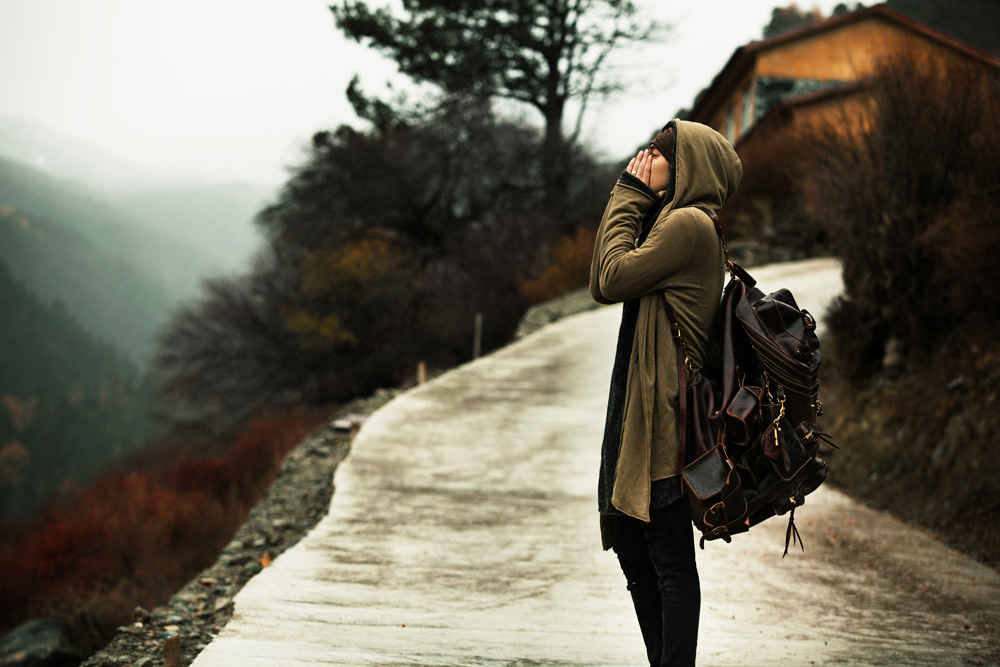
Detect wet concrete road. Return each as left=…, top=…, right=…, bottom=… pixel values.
left=191, top=258, right=999, bottom=666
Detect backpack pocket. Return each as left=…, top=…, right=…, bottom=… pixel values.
left=761, top=415, right=812, bottom=482
left=725, top=384, right=763, bottom=447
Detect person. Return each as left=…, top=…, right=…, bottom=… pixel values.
left=589, top=119, right=742, bottom=666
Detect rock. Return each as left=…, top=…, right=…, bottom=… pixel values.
left=226, top=555, right=253, bottom=567
left=514, top=287, right=600, bottom=340
left=133, top=607, right=151, bottom=625
left=308, top=443, right=332, bottom=456
left=134, top=658, right=154, bottom=667
left=932, top=441, right=950, bottom=466
left=946, top=375, right=966, bottom=392
left=0, top=617, right=78, bottom=667
left=243, top=560, right=264, bottom=576
left=332, top=414, right=367, bottom=433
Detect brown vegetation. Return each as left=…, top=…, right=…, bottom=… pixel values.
left=802, top=56, right=999, bottom=371
left=519, top=225, right=597, bottom=304
left=0, top=410, right=317, bottom=652
left=797, top=56, right=1000, bottom=565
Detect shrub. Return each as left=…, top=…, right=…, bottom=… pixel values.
left=798, top=55, right=1000, bottom=377
left=0, top=412, right=311, bottom=649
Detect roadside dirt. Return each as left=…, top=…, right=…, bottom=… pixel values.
left=821, top=340, right=1000, bottom=568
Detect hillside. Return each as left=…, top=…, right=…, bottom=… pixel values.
left=0, top=154, right=223, bottom=304
left=0, top=205, right=173, bottom=364
left=0, top=116, right=160, bottom=191
left=0, top=116, right=273, bottom=276
left=110, top=182, right=272, bottom=274
left=0, top=261, right=153, bottom=519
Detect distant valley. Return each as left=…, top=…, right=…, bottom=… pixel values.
left=0, top=116, right=281, bottom=518
left=0, top=116, right=277, bottom=365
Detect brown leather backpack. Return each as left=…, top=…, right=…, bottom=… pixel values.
left=665, top=207, right=835, bottom=555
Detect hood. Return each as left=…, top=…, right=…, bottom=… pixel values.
left=660, top=119, right=742, bottom=215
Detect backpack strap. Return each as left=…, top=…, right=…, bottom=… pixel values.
left=693, top=205, right=731, bottom=271
left=662, top=295, right=691, bottom=468
left=693, top=206, right=757, bottom=288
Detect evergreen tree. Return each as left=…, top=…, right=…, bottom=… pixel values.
left=762, top=3, right=825, bottom=38
left=330, top=0, right=662, bottom=209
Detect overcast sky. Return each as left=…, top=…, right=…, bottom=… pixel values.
left=0, top=0, right=845, bottom=187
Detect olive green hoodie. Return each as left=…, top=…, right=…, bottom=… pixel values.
left=590, top=120, right=742, bottom=524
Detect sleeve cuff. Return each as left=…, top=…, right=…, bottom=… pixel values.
left=617, top=171, right=659, bottom=200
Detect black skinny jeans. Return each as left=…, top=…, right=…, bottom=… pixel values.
left=610, top=499, right=701, bottom=667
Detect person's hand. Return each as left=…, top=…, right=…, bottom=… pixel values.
left=626, top=149, right=666, bottom=197
left=626, top=149, right=652, bottom=188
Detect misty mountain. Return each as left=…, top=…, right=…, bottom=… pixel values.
left=111, top=181, right=273, bottom=273
left=0, top=115, right=273, bottom=282
left=0, top=260, right=153, bottom=519
left=0, top=115, right=165, bottom=191
left=0, top=153, right=225, bottom=304
left=0, top=204, right=173, bottom=364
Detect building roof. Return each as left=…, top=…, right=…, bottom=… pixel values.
left=688, top=4, right=1000, bottom=125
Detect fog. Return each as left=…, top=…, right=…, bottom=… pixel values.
left=0, top=0, right=847, bottom=190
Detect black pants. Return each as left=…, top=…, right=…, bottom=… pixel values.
left=610, top=499, right=700, bottom=667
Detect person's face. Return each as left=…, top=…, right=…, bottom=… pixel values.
left=648, top=147, right=671, bottom=194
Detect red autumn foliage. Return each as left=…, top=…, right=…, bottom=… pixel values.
left=0, top=412, right=312, bottom=651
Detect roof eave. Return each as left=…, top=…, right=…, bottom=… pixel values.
left=688, top=48, right=756, bottom=124
left=689, top=3, right=1000, bottom=124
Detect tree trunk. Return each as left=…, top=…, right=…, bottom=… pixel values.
left=541, top=99, right=570, bottom=224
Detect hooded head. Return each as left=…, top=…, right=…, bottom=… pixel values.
left=651, top=119, right=742, bottom=214
left=649, top=124, right=675, bottom=164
